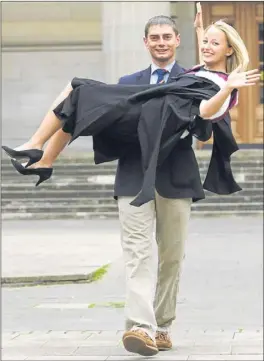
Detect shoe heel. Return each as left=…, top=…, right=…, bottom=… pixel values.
left=10, top=159, right=53, bottom=186
left=2, top=146, right=43, bottom=167
left=26, top=155, right=42, bottom=168
left=35, top=169, right=53, bottom=186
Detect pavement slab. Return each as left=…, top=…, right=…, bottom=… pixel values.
left=2, top=217, right=263, bottom=360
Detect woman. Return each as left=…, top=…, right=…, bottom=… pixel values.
left=2, top=20, right=260, bottom=206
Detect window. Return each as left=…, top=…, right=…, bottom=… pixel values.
left=259, top=23, right=264, bottom=41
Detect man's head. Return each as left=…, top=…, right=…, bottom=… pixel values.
left=144, top=15, right=180, bottom=67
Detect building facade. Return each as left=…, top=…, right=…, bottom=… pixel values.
left=2, top=1, right=263, bottom=150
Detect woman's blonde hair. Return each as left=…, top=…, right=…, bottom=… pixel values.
left=205, top=20, right=249, bottom=73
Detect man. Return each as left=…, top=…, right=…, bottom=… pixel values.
left=5, top=9, right=203, bottom=357
left=116, top=15, right=205, bottom=356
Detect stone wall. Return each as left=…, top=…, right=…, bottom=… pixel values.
left=2, top=2, right=102, bottom=151
left=2, top=49, right=103, bottom=151
left=171, top=2, right=196, bottom=69
left=2, top=2, right=197, bottom=151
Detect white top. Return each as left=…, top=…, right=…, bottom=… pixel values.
left=194, top=69, right=238, bottom=121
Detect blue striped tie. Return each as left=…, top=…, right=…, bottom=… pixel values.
left=155, top=69, right=168, bottom=84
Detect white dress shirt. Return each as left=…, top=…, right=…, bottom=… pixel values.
left=150, top=61, right=176, bottom=84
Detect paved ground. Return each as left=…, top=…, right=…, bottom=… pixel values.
left=2, top=219, right=123, bottom=280
left=2, top=217, right=263, bottom=360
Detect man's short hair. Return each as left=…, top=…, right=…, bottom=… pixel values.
left=144, top=15, right=179, bottom=37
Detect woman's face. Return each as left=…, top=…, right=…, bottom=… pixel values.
left=201, top=26, right=233, bottom=69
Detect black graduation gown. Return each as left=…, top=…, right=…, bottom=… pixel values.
left=53, top=73, right=241, bottom=207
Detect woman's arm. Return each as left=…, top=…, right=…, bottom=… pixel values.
left=196, top=28, right=204, bottom=65
left=194, top=2, right=204, bottom=65
left=199, top=85, right=232, bottom=119
left=199, top=66, right=261, bottom=120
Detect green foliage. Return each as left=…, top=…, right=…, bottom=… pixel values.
left=90, top=264, right=110, bottom=282
left=87, top=301, right=125, bottom=308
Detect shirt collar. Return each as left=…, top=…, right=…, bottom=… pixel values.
left=151, top=60, right=176, bottom=74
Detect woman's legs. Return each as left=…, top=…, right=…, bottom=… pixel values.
left=29, top=129, right=71, bottom=168
left=17, top=110, right=62, bottom=151
left=16, top=82, right=73, bottom=151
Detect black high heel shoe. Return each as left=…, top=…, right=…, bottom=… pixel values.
left=2, top=146, right=43, bottom=168
left=11, top=159, right=53, bottom=186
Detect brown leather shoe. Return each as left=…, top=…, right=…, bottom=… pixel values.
left=122, top=328, right=159, bottom=356
left=155, top=331, right=172, bottom=351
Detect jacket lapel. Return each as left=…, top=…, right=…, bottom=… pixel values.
left=136, top=66, right=151, bottom=84
left=168, top=62, right=184, bottom=81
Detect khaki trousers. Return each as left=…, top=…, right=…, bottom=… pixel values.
left=118, top=191, right=192, bottom=336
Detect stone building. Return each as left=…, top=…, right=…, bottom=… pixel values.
left=2, top=1, right=263, bottom=151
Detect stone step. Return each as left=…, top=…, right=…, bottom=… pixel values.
left=2, top=202, right=263, bottom=213
left=2, top=194, right=263, bottom=207
left=1, top=188, right=262, bottom=199
left=2, top=149, right=262, bottom=218
left=1, top=150, right=263, bottom=163
left=2, top=210, right=263, bottom=221
left=1, top=160, right=263, bottom=171
left=2, top=171, right=263, bottom=182
left=2, top=180, right=263, bottom=192
left=1, top=161, right=263, bottom=173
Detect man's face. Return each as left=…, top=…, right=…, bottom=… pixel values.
left=144, top=24, right=180, bottom=64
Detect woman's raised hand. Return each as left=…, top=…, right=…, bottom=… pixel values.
left=226, top=65, right=261, bottom=90
left=194, top=2, right=204, bottom=30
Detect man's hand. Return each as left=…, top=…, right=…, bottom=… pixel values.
left=194, top=2, right=203, bottom=30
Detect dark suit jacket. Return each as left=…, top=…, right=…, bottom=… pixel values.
left=115, top=62, right=208, bottom=202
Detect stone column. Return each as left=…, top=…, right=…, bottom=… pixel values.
left=171, top=2, right=198, bottom=149
left=102, top=1, right=170, bottom=83
left=171, top=2, right=196, bottom=69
